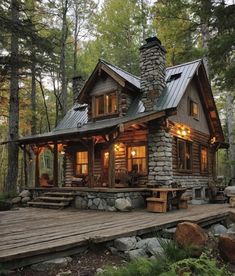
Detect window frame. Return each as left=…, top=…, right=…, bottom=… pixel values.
left=177, top=138, right=193, bottom=172
left=189, top=98, right=199, bottom=120
left=93, top=91, right=118, bottom=118
left=126, top=144, right=148, bottom=176
left=200, top=145, right=209, bottom=174
left=75, top=151, right=88, bottom=176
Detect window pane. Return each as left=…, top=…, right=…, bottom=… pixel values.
left=178, top=141, right=185, bottom=169
left=127, top=146, right=147, bottom=174
left=186, top=143, right=192, bottom=170
left=190, top=100, right=199, bottom=117
left=128, top=146, right=146, bottom=158
left=106, top=93, right=117, bottom=114
left=178, top=140, right=192, bottom=171
left=76, top=151, right=88, bottom=175
left=103, top=151, right=109, bottom=168
left=95, top=95, right=104, bottom=115
left=201, top=147, right=208, bottom=172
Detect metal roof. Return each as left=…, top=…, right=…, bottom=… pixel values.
left=101, top=59, right=141, bottom=89
left=156, top=59, right=201, bottom=111
left=17, top=59, right=204, bottom=144
left=53, top=103, right=88, bottom=132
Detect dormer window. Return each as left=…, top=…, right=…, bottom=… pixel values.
left=94, top=92, right=118, bottom=117
left=189, top=99, right=199, bottom=119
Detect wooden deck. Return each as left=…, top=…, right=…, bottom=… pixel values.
left=0, top=204, right=234, bottom=268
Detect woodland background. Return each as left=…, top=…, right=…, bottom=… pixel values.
left=0, top=0, right=234, bottom=194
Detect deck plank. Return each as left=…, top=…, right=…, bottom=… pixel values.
left=0, top=204, right=234, bottom=265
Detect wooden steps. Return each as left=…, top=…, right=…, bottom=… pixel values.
left=28, top=191, right=75, bottom=209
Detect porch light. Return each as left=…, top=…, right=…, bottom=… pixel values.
left=177, top=126, right=190, bottom=138
left=114, top=144, right=120, bottom=152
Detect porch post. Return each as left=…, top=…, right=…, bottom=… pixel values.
left=35, top=150, right=40, bottom=187
left=108, top=142, right=115, bottom=188
left=88, top=138, right=94, bottom=188
left=53, top=141, right=58, bottom=187
left=23, top=145, right=28, bottom=187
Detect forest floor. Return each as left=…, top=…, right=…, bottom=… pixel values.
left=8, top=245, right=125, bottom=276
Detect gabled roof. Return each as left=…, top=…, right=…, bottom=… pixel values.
left=17, top=58, right=225, bottom=145
left=156, top=59, right=202, bottom=111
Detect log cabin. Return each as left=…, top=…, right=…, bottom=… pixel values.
left=19, top=36, right=227, bottom=207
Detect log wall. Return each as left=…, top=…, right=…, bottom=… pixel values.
left=170, top=125, right=216, bottom=189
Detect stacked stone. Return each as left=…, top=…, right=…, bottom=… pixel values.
left=74, top=191, right=145, bottom=211
left=148, top=128, right=173, bottom=186
left=140, top=37, right=166, bottom=112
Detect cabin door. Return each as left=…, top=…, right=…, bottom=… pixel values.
left=101, top=150, right=109, bottom=186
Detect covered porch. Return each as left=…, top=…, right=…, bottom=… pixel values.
left=18, top=110, right=166, bottom=190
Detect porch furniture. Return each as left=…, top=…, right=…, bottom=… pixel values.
left=71, top=175, right=88, bottom=187
left=147, top=187, right=187, bottom=213
left=39, top=173, right=54, bottom=187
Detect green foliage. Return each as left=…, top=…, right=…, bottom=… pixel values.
left=166, top=252, right=232, bottom=276
left=101, top=258, right=167, bottom=276
left=158, top=238, right=193, bottom=263
left=100, top=240, right=231, bottom=276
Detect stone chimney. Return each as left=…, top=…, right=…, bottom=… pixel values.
left=72, top=76, right=84, bottom=104
left=140, top=36, right=166, bottom=112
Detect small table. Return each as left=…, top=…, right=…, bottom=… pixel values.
left=147, top=187, right=187, bottom=213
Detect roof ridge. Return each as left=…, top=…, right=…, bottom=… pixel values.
left=100, top=58, right=202, bottom=79
left=166, top=59, right=202, bottom=70
left=100, top=58, right=140, bottom=80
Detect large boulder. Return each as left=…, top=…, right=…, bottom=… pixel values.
left=19, top=190, right=31, bottom=198
left=11, top=197, right=22, bottom=204
left=218, top=234, right=235, bottom=264
left=21, top=196, right=31, bottom=203
left=114, top=237, right=137, bottom=251
left=224, top=186, right=235, bottom=196
left=209, top=224, right=227, bottom=236
left=115, top=198, right=132, bottom=212
left=136, top=237, right=167, bottom=256
left=228, top=223, right=235, bottom=234
left=125, top=248, right=147, bottom=260
left=175, top=222, right=208, bottom=255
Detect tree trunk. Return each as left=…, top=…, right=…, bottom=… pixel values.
left=6, top=0, right=19, bottom=195
left=226, top=91, right=235, bottom=184
left=31, top=51, right=36, bottom=135
left=59, top=0, right=69, bottom=119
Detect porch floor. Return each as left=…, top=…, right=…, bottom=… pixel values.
left=0, top=204, right=234, bottom=268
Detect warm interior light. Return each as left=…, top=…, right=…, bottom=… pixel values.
left=61, top=151, right=65, bottom=155
left=104, top=152, right=109, bottom=158
left=131, top=150, right=136, bottom=157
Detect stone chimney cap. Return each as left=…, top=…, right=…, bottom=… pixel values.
left=140, top=36, right=166, bottom=52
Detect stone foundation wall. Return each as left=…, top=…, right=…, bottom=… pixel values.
left=74, top=191, right=147, bottom=211
left=148, top=127, right=173, bottom=186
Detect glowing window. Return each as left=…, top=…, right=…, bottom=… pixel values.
left=177, top=139, right=192, bottom=171
left=76, top=151, right=88, bottom=175
left=127, top=145, right=147, bottom=175
left=94, top=92, right=117, bottom=117
left=189, top=100, right=199, bottom=118
left=200, top=146, right=208, bottom=173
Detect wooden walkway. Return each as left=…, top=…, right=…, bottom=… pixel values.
left=0, top=204, right=234, bottom=268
